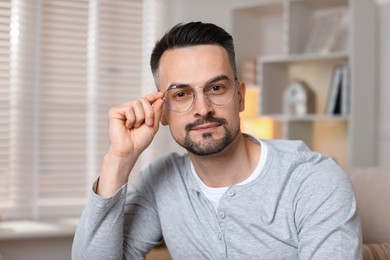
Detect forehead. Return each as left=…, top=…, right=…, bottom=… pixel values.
left=158, top=44, right=233, bottom=91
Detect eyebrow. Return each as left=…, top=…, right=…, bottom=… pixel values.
left=166, top=74, right=231, bottom=91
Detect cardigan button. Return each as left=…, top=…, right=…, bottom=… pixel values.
left=227, top=190, right=235, bottom=196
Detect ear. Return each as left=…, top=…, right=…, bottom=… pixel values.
left=160, top=113, right=169, bottom=126
left=237, top=81, right=246, bottom=112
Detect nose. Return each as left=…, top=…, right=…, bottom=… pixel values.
left=192, top=89, right=214, bottom=117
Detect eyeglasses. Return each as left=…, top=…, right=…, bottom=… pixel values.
left=163, top=76, right=238, bottom=113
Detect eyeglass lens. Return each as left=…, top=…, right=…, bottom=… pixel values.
left=164, top=78, right=236, bottom=113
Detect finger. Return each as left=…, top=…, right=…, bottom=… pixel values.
left=120, top=92, right=163, bottom=108
left=144, top=91, right=165, bottom=104
left=110, top=92, right=164, bottom=129
left=131, top=99, right=147, bottom=128
left=139, top=92, right=164, bottom=127
left=152, top=98, right=164, bottom=130
left=109, top=106, right=128, bottom=129
left=135, top=98, right=157, bottom=128
left=123, top=106, right=136, bottom=128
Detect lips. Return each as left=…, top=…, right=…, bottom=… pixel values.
left=191, top=123, right=221, bottom=131
left=185, top=117, right=227, bottom=132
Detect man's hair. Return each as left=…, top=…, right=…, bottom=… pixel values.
left=150, top=22, right=237, bottom=87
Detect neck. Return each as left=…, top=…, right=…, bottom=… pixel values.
left=189, top=133, right=260, bottom=188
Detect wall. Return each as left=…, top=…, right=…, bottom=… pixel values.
left=164, top=0, right=232, bottom=30
left=377, top=2, right=390, bottom=166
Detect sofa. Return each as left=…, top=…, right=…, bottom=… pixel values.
left=146, top=168, right=390, bottom=260
left=347, top=168, right=390, bottom=259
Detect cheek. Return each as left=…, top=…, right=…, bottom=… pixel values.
left=166, top=114, right=188, bottom=137
left=228, top=112, right=241, bottom=128
left=228, top=102, right=242, bottom=127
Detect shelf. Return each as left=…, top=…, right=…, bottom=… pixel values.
left=259, top=51, right=348, bottom=64
left=259, top=58, right=349, bottom=116
left=231, top=0, right=283, bottom=12
left=288, top=0, right=348, bottom=11
left=0, top=218, right=78, bottom=240
left=233, top=0, right=377, bottom=168
left=263, top=114, right=349, bottom=122
left=287, top=0, right=349, bottom=54
left=232, top=1, right=284, bottom=66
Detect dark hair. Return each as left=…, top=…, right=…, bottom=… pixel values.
left=150, top=22, right=237, bottom=87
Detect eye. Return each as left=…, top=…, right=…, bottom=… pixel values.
left=174, top=91, right=186, bottom=98
left=206, top=83, right=226, bottom=94
left=169, top=87, right=193, bottom=100
left=212, top=85, right=222, bottom=91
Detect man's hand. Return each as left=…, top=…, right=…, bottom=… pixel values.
left=108, top=92, right=165, bottom=157
left=97, top=92, right=165, bottom=198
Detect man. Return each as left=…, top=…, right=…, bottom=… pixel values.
left=72, top=22, right=361, bottom=259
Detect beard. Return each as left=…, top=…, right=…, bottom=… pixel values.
left=173, top=117, right=240, bottom=156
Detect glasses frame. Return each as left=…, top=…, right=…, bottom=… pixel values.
left=162, top=76, right=239, bottom=113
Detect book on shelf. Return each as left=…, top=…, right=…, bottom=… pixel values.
left=341, top=65, right=350, bottom=115
left=326, top=64, right=350, bottom=115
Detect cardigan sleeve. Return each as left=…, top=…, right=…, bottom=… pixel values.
left=72, top=180, right=128, bottom=260
left=292, top=156, right=362, bottom=260
left=71, top=176, right=162, bottom=260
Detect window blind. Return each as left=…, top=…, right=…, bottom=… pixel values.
left=38, top=0, right=90, bottom=218
left=0, top=0, right=165, bottom=221
left=95, top=0, right=145, bottom=180
left=0, top=0, right=11, bottom=220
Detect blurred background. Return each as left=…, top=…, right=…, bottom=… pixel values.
left=0, top=0, right=389, bottom=259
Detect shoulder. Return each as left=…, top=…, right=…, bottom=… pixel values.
left=147, top=152, right=188, bottom=173
left=127, top=152, right=196, bottom=210
left=262, top=139, right=352, bottom=194
left=130, top=152, right=190, bottom=193
left=260, top=140, right=357, bottom=219
left=262, top=139, right=341, bottom=171
left=262, top=139, right=313, bottom=159
left=262, top=139, right=332, bottom=175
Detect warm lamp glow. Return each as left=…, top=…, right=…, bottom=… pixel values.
left=241, top=117, right=274, bottom=139
left=241, top=87, right=259, bottom=119
left=240, top=85, right=274, bottom=139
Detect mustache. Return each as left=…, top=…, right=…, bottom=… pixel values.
left=185, top=117, right=227, bottom=132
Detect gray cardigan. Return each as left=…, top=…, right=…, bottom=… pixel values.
left=72, top=139, right=361, bottom=259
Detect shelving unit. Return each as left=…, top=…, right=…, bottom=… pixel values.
left=232, top=0, right=377, bottom=168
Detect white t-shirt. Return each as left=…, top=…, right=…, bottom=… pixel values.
left=190, top=138, right=268, bottom=212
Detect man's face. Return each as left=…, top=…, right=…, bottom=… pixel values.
left=158, top=44, right=246, bottom=156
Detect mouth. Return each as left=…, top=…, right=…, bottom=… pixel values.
left=185, top=117, right=227, bottom=132
left=191, top=123, right=221, bottom=132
